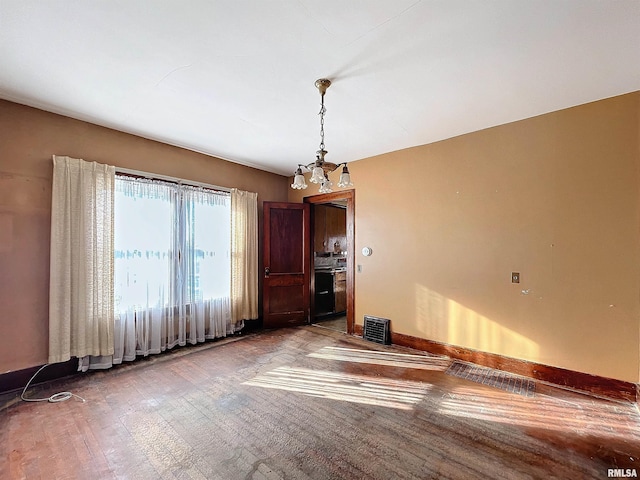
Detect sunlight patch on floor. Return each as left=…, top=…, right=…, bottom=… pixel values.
left=244, top=366, right=432, bottom=410
left=308, top=346, right=450, bottom=371
left=437, top=385, right=640, bottom=442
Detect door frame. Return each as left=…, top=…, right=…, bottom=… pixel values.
left=304, top=189, right=355, bottom=334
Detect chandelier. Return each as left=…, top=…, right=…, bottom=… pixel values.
left=291, top=78, right=353, bottom=193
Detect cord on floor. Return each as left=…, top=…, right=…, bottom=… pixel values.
left=21, top=363, right=85, bottom=403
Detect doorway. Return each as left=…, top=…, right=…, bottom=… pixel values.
left=304, top=190, right=355, bottom=335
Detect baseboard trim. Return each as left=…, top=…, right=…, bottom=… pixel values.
left=354, top=324, right=637, bottom=404
left=0, top=359, right=78, bottom=395
left=7, top=330, right=637, bottom=405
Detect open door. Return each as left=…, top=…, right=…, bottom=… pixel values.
left=304, top=190, right=355, bottom=335
left=263, top=202, right=311, bottom=328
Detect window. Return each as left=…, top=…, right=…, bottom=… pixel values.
left=112, top=175, right=232, bottom=355
left=51, top=157, right=252, bottom=371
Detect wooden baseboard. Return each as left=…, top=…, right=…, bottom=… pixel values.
left=6, top=329, right=637, bottom=405
left=0, top=359, right=78, bottom=395
left=355, top=324, right=637, bottom=404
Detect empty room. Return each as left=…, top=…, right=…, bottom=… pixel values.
left=1, top=1, right=639, bottom=479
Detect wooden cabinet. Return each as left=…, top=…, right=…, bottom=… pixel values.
left=314, top=205, right=327, bottom=252
left=334, top=271, right=346, bottom=313
left=314, top=204, right=346, bottom=253
left=326, top=206, right=346, bottom=253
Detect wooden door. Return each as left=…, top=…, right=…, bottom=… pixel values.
left=263, top=202, right=311, bottom=328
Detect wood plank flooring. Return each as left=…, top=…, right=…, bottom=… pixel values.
left=312, top=316, right=347, bottom=333
left=1, top=327, right=639, bottom=479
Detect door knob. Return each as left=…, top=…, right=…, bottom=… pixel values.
left=264, top=266, right=270, bottom=277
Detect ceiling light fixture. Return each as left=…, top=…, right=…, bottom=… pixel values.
left=291, top=79, right=353, bottom=193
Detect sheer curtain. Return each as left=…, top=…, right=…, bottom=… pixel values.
left=84, top=176, right=236, bottom=370
left=181, top=186, right=233, bottom=341
left=231, top=188, right=258, bottom=323
left=49, top=156, right=115, bottom=364
left=114, top=178, right=177, bottom=364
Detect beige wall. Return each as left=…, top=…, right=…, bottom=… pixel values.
left=291, top=92, right=640, bottom=383
left=0, top=100, right=289, bottom=373
left=3, top=92, right=638, bottom=383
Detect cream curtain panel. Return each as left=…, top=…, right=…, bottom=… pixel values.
left=231, top=188, right=258, bottom=323
left=49, top=156, right=115, bottom=364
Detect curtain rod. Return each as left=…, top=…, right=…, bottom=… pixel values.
left=115, top=167, right=231, bottom=193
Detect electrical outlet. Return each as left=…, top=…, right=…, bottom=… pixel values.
left=511, top=272, right=520, bottom=283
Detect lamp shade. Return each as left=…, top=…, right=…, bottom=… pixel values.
left=337, top=164, right=353, bottom=188
left=319, top=175, right=333, bottom=193
left=291, top=168, right=308, bottom=189
left=310, top=165, right=325, bottom=184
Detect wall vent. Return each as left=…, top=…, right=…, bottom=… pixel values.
left=363, top=316, right=391, bottom=345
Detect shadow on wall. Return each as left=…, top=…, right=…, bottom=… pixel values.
left=415, top=284, right=539, bottom=361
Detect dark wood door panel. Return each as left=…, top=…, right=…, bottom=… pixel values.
left=266, top=273, right=305, bottom=287
left=268, top=285, right=305, bottom=314
left=263, top=202, right=310, bottom=329
left=269, top=208, right=304, bottom=273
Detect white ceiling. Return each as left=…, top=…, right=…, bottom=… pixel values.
left=1, top=1, right=639, bottom=176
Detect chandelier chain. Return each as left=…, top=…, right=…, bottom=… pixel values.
left=318, top=94, right=326, bottom=151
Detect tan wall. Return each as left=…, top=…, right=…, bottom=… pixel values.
left=0, top=100, right=289, bottom=373
left=291, top=92, right=640, bottom=383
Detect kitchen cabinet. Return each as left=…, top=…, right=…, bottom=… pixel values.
left=314, top=204, right=346, bottom=253
left=326, top=206, right=346, bottom=253
left=314, top=205, right=327, bottom=252
left=334, top=270, right=346, bottom=313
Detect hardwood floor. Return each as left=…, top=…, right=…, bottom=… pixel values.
left=2, top=327, right=639, bottom=479
left=312, top=315, right=347, bottom=333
